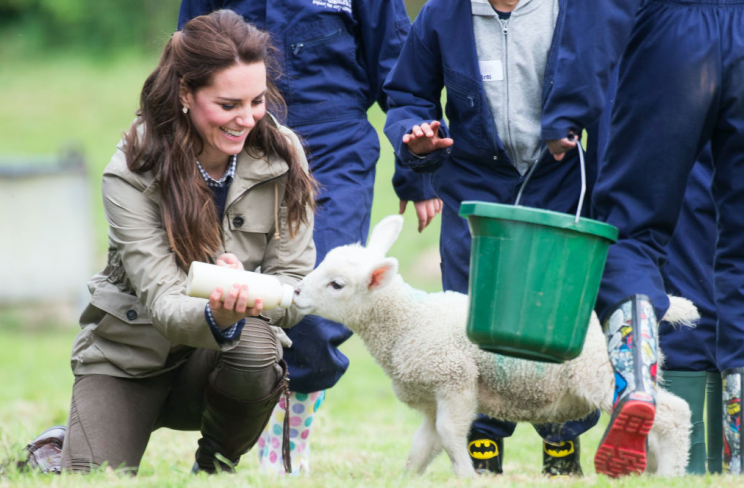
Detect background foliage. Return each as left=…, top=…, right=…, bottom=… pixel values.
left=0, top=0, right=181, bottom=57
left=0, top=0, right=429, bottom=58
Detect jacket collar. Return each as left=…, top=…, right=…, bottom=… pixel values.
left=226, top=146, right=289, bottom=206
left=142, top=115, right=290, bottom=206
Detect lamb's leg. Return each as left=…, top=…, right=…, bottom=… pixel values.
left=435, top=389, right=478, bottom=477
left=405, top=411, right=442, bottom=474
left=646, top=389, right=691, bottom=476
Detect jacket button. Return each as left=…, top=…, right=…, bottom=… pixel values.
left=493, top=155, right=498, bottom=161
left=126, top=310, right=138, bottom=321
left=233, top=216, right=244, bottom=227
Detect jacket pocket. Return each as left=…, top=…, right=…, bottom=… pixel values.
left=285, top=16, right=359, bottom=115
left=443, top=66, right=489, bottom=154
left=87, top=286, right=173, bottom=376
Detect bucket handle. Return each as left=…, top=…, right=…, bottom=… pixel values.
left=514, top=137, right=587, bottom=224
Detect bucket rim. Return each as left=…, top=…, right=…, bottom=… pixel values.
left=459, top=201, right=619, bottom=242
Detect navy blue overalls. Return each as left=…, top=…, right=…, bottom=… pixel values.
left=178, top=0, right=413, bottom=393
left=383, top=0, right=629, bottom=443
left=592, top=0, right=744, bottom=373
left=660, top=154, right=717, bottom=372
left=592, top=69, right=718, bottom=373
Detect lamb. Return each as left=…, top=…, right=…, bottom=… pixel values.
left=292, top=215, right=697, bottom=477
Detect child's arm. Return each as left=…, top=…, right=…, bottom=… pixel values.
left=353, top=0, right=411, bottom=112
left=383, top=7, right=450, bottom=174
left=541, top=0, right=642, bottom=154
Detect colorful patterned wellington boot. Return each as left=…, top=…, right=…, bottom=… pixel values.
left=542, top=438, right=583, bottom=477
left=594, top=295, right=658, bottom=477
left=722, top=367, right=744, bottom=474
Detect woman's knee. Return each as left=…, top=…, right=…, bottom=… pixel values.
left=211, top=318, right=283, bottom=400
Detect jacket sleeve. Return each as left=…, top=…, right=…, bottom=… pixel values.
left=383, top=6, right=447, bottom=200
left=540, top=0, right=643, bottom=141
left=260, top=130, right=317, bottom=328
left=177, top=0, right=223, bottom=29
left=102, top=154, right=228, bottom=351
left=392, top=158, right=437, bottom=202
left=353, top=0, right=410, bottom=112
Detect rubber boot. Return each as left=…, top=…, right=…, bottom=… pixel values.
left=542, top=438, right=582, bottom=477
left=594, top=295, right=658, bottom=477
left=467, top=432, right=503, bottom=475
left=707, top=372, right=723, bottom=474
left=722, top=367, right=744, bottom=474
left=663, top=370, right=707, bottom=474
left=193, top=361, right=290, bottom=474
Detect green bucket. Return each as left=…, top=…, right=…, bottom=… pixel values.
left=459, top=144, right=618, bottom=363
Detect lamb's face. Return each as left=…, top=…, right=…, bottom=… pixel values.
left=293, top=245, right=370, bottom=324
left=293, top=243, right=399, bottom=327
left=294, top=214, right=403, bottom=325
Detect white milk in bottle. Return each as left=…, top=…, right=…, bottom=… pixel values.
left=186, top=262, right=294, bottom=310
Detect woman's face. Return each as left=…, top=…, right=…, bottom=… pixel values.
left=181, top=61, right=267, bottom=167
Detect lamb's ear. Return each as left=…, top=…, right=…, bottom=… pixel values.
left=366, top=215, right=404, bottom=256
left=367, top=258, right=399, bottom=291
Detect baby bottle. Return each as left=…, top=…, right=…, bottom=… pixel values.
left=186, top=261, right=294, bottom=310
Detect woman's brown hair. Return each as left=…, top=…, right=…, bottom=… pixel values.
left=124, top=9, right=316, bottom=268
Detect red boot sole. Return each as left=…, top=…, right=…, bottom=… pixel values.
left=594, top=400, right=655, bottom=477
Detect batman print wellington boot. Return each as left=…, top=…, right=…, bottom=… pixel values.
left=594, top=295, right=658, bottom=477
left=468, top=432, right=504, bottom=474
left=722, top=367, right=744, bottom=474
left=542, top=438, right=582, bottom=476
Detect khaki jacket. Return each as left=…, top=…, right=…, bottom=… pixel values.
left=71, top=123, right=315, bottom=378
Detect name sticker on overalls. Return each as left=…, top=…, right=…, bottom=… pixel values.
left=479, top=60, right=504, bottom=82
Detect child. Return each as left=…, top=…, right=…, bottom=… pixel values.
left=384, top=0, right=615, bottom=476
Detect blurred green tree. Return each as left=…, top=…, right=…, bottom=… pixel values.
left=0, top=0, right=429, bottom=57
left=0, top=0, right=180, bottom=56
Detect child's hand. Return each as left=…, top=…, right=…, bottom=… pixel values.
left=399, top=198, right=442, bottom=233
left=546, top=133, right=577, bottom=161
left=402, top=120, right=454, bottom=156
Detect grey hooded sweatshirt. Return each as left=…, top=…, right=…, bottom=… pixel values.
left=471, top=0, right=559, bottom=175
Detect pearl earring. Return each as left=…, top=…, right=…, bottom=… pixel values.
left=182, top=106, right=188, bottom=114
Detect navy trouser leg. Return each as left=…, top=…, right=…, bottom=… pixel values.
left=283, top=120, right=377, bottom=392
left=709, top=14, right=744, bottom=370
left=659, top=152, right=718, bottom=372
left=592, top=50, right=718, bottom=373
left=434, top=154, right=599, bottom=441
left=593, top=0, right=720, bottom=324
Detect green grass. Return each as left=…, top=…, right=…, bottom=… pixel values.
left=0, top=54, right=722, bottom=487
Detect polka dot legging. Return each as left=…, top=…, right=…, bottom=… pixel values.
left=257, top=390, right=325, bottom=475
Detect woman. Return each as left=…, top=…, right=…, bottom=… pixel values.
left=56, top=10, right=316, bottom=474
left=177, top=0, right=413, bottom=475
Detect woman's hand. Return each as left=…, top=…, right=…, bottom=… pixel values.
left=210, top=253, right=257, bottom=328
left=215, top=253, right=244, bottom=270
left=209, top=283, right=264, bottom=329
left=402, top=120, right=454, bottom=156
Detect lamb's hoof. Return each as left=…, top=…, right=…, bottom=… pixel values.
left=542, top=438, right=583, bottom=477
left=595, top=398, right=655, bottom=477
